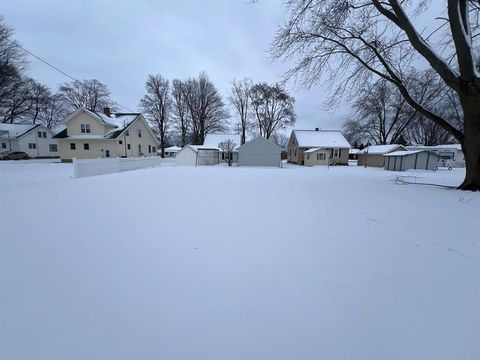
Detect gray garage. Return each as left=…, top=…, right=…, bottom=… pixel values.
left=238, top=136, right=282, bottom=167
left=383, top=150, right=439, bottom=171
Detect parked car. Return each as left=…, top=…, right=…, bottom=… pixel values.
left=0, top=151, right=29, bottom=160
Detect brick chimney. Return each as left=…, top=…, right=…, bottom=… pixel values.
left=103, top=107, right=111, bottom=117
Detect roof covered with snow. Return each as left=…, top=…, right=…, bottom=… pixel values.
left=358, top=144, right=406, bottom=155
left=304, top=147, right=329, bottom=154
left=164, top=146, right=182, bottom=152
left=181, top=145, right=221, bottom=153
left=349, top=149, right=360, bottom=154
left=383, top=150, right=429, bottom=157
left=293, top=130, right=351, bottom=148
left=203, top=134, right=241, bottom=148
left=61, top=108, right=151, bottom=140
left=0, top=123, right=42, bottom=138
left=408, top=144, right=462, bottom=151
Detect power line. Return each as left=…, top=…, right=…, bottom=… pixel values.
left=6, top=38, right=135, bottom=113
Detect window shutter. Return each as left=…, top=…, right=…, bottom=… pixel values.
left=330, top=149, right=333, bottom=158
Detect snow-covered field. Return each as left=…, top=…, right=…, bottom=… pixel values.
left=1, top=160, right=479, bottom=360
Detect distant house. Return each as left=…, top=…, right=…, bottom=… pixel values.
left=407, top=144, right=464, bottom=167
left=53, top=107, right=159, bottom=162
left=356, top=144, right=407, bottom=167
left=349, top=148, right=360, bottom=160
left=287, top=129, right=351, bottom=165
left=384, top=150, right=439, bottom=171
left=0, top=123, right=59, bottom=158
left=237, top=136, right=282, bottom=167
left=203, top=133, right=241, bottom=163
left=176, top=145, right=221, bottom=166
left=162, top=145, right=181, bottom=157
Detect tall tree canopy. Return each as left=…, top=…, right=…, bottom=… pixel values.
left=140, top=74, right=172, bottom=157
left=273, top=0, right=480, bottom=190
left=249, top=83, right=296, bottom=140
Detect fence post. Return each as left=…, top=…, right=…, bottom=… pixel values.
left=73, top=158, right=77, bottom=178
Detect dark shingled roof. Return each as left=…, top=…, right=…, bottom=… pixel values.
left=52, top=128, right=68, bottom=139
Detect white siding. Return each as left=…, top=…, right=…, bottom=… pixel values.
left=176, top=146, right=198, bottom=166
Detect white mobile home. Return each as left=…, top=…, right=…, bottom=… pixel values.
left=407, top=144, right=465, bottom=167
left=0, top=123, right=59, bottom=158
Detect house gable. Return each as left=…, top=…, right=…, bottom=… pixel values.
left=66, top=109, right=109, bottom=137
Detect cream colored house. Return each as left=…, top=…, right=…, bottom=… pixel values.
left=287, top=129, right=351, bottom=165
left=304, top=148, right=330, bottom=166
left=54, top=108, right=159, bottom=162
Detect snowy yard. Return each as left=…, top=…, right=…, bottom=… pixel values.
left=0, top=161, right=479, bottom=360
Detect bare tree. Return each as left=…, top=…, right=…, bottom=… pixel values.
left=1, top=76, right=34, bottom=123
left=171, top=79, right=189, bottom=147
left=59, top=79, right=115, bottom=111
left=229, top=78, right=252, bottom=144
left=249, top=83, right=296, bottom=139
left=28, top=81, right=52, bottom=124
left=271, top=132, right=289, bottom=149
left=272, top=0, right=480, bottom=190
left=344, top=79, right=416, bottom=145
left=183, top=72, right=229, bottom=144
left=0, top=18, right=26, bottom=121
left=218, top=139, right=237, bottom=166
left=140, top=74, right=171, bottom=157
left=37, top=93, right=68, bottom=130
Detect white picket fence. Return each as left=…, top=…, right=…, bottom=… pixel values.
left=73, top=157, right=162, bottom=178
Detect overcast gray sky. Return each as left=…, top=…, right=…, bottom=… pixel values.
left=1, top=0, right=350, bottom=131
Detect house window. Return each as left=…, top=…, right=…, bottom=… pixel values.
left=119, top=140, right=123, bottom=145
left=1, top=142, right=6, bottom=149
left=28, top=143, right=36, bottom=149
left=138, top=129, right=142, bottom=137
left=81, top=124, right=91, bottom=134
left=49, top=144, right=58, bottom=152
left=127, top=144, right=131, bottom=150
left=317, top=153, right=326, bottom=161
left=84, top=143, right=90, bottom=150
left=152, top=146, right=156, bottom=153
left=70, top=143, right=76, bottom=150
left=138, top=144, right=142, bottom=154
left=148, top=145, right=151, bottom=153
left=43, top=131, right=47, bottom=138
left=333, top=148, right=340, bottom=158
left=294, top=148, right=297, bottom=156
left=37, top=131, right=42, bottom=137
left=306, top=153, right=310, bottom=160
left=105, top=150, right=110, bottom=158
left=125, top=130, right=129, bottom=136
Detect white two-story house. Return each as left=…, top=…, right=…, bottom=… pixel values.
left=0, top=123, right=59, bottom=158
left=54, top=107, right=159, bottom=162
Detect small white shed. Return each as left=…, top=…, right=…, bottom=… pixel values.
left=176, top=145, right=220, bottom=166
left=237, top=136, right=282, bottom=167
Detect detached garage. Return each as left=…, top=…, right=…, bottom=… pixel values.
left=176, top=145, right=220, bottom=166
left=383, top=150, right=439, bottom=171
left=238, top=137, right=282, bottom=167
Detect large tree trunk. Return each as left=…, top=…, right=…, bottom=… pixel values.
left=458, top=93, right=480, bottom=191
